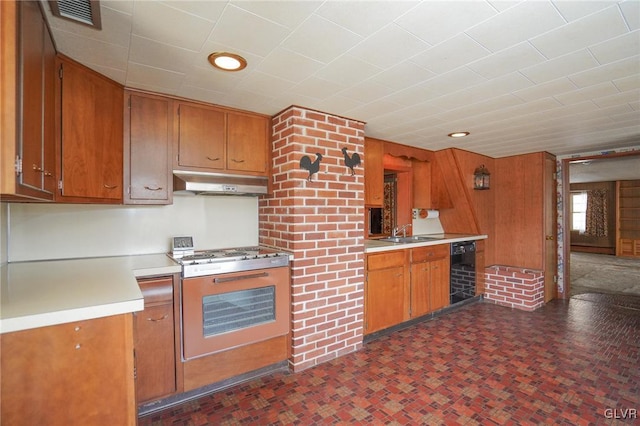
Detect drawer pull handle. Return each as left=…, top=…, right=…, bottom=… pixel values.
left=147, top=314, right=169, bottom=322
left=104, top=184, right=118, bottom=189
left=206, top=156, right=220, bottom=161
left=144, top=186, right=163, bottom=191
left=214, top=272, right=268, bottom=284
left=231, top=158, right=245, bottom=163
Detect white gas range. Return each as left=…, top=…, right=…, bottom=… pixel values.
left=168, top=237, right=291, bottom=362
left=169, top=237, right=290, bottom=277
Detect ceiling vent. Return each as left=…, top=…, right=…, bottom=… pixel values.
left=49, top=0, right=102, bottom=29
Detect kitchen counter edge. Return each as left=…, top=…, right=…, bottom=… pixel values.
left=365, top=234, right=488, bottom=253
left=0, top=254, right=182, bottom=334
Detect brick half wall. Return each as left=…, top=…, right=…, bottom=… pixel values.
left=484, top=266, right=545, bottom=311
left=259, top=106, right=365, bottom=372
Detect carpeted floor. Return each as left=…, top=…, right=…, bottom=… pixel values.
left=570, top=252, right=640, bottom=296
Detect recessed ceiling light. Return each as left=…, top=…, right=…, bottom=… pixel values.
left=207, top=52, right=247, bottom=72
left=448, top=132, right=470, bottom=138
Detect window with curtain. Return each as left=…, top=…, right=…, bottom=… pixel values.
left=571, top=191, right=587, bottom=232
left=585, top=189, right=608, bottom=237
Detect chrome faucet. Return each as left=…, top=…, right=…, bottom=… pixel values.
left=392, top=224, right=411, bottom=238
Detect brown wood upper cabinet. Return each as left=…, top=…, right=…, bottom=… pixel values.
left=124, top=91, right=172, bottom=205
left=364, top=137, right=384, bottom=206
left=412, top=160, right=432, bottom=209
left=412, top=159, right=452, bottom=210
left=175, top=102, right=270, bottom=176
left=56, top=56, right=124, bottom=203
left=0, top=0, right=56, bottom=201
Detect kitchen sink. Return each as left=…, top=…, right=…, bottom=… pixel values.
left=378, top=236, right=441, bottom=244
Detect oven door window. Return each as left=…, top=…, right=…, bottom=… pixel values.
left=203, top=286, right=275, bottom=337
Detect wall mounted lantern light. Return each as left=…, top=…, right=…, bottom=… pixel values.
left=473, top=164, right=490, bottom=190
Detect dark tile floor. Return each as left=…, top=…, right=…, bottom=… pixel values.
left=139, top=294, right=639, bottom=425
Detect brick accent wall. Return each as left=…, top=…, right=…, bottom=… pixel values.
left=259, top=106, right=365, bottom=372
left=484, top=266, right=545, bottom=311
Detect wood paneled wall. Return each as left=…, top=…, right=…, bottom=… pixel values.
left=493, top=152, right=546, bottom=270
left=435, top=149, right=496, bottom=264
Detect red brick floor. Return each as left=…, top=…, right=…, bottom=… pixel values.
left=139, top=294, right=639, bottom=425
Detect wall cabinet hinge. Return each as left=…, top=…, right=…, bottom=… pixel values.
left=128, top=96, right=131, bottom=109
left=58, top=65, right=63, bottom=79
left=15, top=156, right=22, bottom=175
left=58, top=180, right=63, bottom=190
left=553, top=275, right=557, bottom=284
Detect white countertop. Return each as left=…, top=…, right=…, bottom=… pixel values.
left=0, top=254, right=181, bottom=334
left=365, top=233, right=488, bottom=253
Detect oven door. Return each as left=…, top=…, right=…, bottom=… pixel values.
left=181, top=266, right=290, bottom=360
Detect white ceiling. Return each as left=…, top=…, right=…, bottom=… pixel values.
left=569, top=155, right=640, bottom=183
left=41, top=0, right=640, bottom=158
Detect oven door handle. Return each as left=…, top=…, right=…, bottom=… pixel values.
left=213, top=272, right=269, bottom=284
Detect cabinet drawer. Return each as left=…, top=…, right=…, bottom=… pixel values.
left=367, top=250, right=406, bottom=270
left=411, top=244, right=449, bottom=263
left=138, top=277, right=173, bottom=305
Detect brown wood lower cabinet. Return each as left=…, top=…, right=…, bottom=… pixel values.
left=1, top=314, right=136, bottom=425
left=365, top=244, right=451, bottom=335
left=365, top=250, right=409, bottom=334
left=134, top=276, right=177, bottom=404
left=410, top=245, right=450, bottom=317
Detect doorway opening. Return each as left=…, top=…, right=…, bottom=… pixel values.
left=562, top=153, right=640, bottom=297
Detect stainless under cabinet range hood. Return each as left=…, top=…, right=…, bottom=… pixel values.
left=173, top=171, right=268, bottom=196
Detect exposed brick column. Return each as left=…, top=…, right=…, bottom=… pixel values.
left=484, top=266, right=545, bottom=311
left=259, top=106, right=365, bottom=372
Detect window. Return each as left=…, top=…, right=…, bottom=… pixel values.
left=571, top=191, right=587, bottom=232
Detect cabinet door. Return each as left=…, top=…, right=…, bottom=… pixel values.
left=42, top=20, right=56, bottom=194
left=1, top=315, right=136, bottom=426
left=412, top=160, right=431, bottom=209
left=135, top=303, right=176, bottom=403
left=227, top=112, right=268, bottom=174
left=365, top=266, right=405, bottom=334
left=410, top=262, right=431, bottom=318
left=59, top=58, right=123, bottom=201
left=364, top=138, right=384, bottom=206
left=430, top=161, right=453, bottom=209
left=134, top=277, right=176, bottom=403
left=176, top=103, right=225, bottom=170
left=20, top=0, right=44, bottom=191
left=429, top=257, right=450, bottom=311
left=1, top=0, right=56, bottom=200
left=125, top=92, right=172, bottom=204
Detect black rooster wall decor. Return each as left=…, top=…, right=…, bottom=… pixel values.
left=300, top=153, right=323, bottom=182
left=341, top=147, right=361, bottom=176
